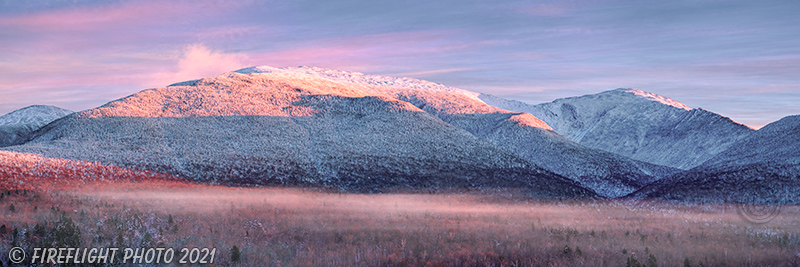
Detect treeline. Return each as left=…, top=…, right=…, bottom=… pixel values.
left=0, top=151, right=177, bottom=190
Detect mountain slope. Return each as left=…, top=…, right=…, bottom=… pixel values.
left=442, top=112, right=678, bottom=197
left=238, top=67, right=679, bottom=197
left=10, top=70, right=593, bottom=197
left=633, top=115, right=800, bottom=203
left=480, top=89, right=755, bottom=169
left=0, top=105, right=73, bottom=147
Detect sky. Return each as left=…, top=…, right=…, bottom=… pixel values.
left=1, top=0, right=798, bottom=129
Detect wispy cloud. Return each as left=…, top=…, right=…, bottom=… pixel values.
left=153, top=44, right=248, bottom=85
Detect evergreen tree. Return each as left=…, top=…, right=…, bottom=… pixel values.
left=648, top=254, right=658, bottom=267
left=231, top=245, right=241, bottom=263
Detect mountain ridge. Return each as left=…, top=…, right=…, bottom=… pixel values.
left=7, top=66, right=784, bottom=200
left=0, top=105, right=73, bottom=147
left=480, top=89, right=754, bottom=169
left=230, top=66, right=677, bottom=197
left=631, top=114, right=800, bottom=203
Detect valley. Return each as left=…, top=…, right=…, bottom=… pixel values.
left=2, top=183, right=799, bottom=266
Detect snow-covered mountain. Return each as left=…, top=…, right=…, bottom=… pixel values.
left=231, top=66, right=677, bottom=197
left=634, top=115, right=800, bottom=203
left=700, top=115, right=800, bottom=170
left=0, top=105, right=73, bottom=147
left=480, top=89, right=754, bottom=169
left=10, top=69, right=594, bottom=197
left=442, top=113, right=678, bottom=197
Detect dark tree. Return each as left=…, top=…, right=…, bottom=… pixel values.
left=231, top=245, right=241, bottom=263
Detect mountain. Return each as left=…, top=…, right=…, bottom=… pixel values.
left=480, top=89, right=755, bottom=169
left=8, top=68, right=594, bottom=197
left=0, top=105, right=73, bottom=147
left=634, top=115, right=800, bottom=203
left=441, top=113, right=678, bottom=197
left=234, top=66, right=677, bottom=197
left=700, top=115, right=800, bottom=170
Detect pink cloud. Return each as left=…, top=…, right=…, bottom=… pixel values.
left=152, top=44, right=248, bottom=85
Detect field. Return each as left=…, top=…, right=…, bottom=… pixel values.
left=2, top=182, right=800, bottom=267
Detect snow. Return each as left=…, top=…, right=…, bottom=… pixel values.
left=0, top=105, right=72, bottom=147
left=619, top=88, right=692, bottom=111
left=480, top=89, right=754, bottom=169
left=700, top=115, right=800, bottom=169
left=630, top=114, right=800, bottom=203
left=0, top=105, right=73, bottom=127
left=234, top=65, right=484, bottom=102
left=443, top=112, right=678, bottom=197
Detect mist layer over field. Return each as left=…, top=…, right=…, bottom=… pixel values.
left=2, top=185, right=799, bottom=266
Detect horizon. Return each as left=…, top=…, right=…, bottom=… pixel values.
left=2, top=1, right=799, bottom=129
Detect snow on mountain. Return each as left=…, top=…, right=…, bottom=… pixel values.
left=0, top=105, right=73, bottom=147
left=441, top=112, right=679, bottom=197
left=234, top=66, right=483, bottom=100
left=230, top=66, right=678, bottom=197
left=480, top=89, right=754, bottom=169
left=634, top=115, right=800, bottom=203
left=10, top=71, right=594, bottom=197
left=623, top=88, right=692, bottom=111
left=700, top=115, right=800, bottom=170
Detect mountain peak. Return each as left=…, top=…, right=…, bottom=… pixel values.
left=483, top=89, right=753, bottom=169
left=0, top=105, right=73, bottom=127
left=609, top=88, right=692, bottom=111
left=0, top=105, right=73, bottom=147
left=82, top=71, right=374, bottom=118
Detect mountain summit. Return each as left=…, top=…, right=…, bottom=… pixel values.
left=480, top=89, right=754, bottom=169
